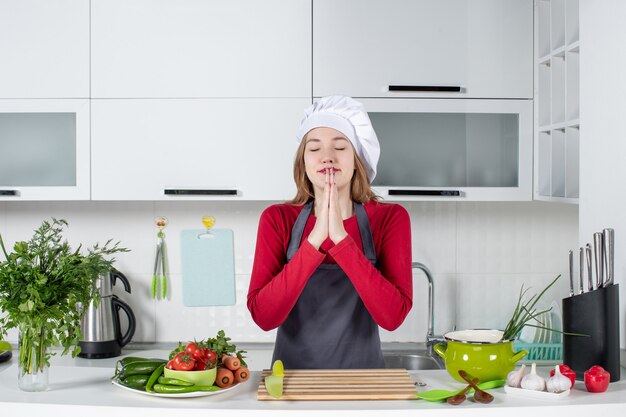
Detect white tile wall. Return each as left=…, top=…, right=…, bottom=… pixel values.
left=0, top=200, right=578, bottom=345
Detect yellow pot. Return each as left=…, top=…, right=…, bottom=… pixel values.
left=434, top=329, right=527, bottom=383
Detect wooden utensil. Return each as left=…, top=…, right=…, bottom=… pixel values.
left=415, top=379, right=505, bottom=402
left=458, top=370, right=494, bottom=403
left=447, top=377, right=478, bottom=405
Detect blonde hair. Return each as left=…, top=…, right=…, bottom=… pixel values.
left=287, top=136, right=380, bottom=205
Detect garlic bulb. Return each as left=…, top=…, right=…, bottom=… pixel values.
left=521, top=363, right=546, bottom=391
left=506, top=364, right=526, bottom=388
left=547, top=365, right=571, bottom=393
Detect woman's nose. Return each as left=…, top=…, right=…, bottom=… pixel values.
left=321, top=149, right=335, bottom=164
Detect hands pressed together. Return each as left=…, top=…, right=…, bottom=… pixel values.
left=307, top=168, right=349, bottom=250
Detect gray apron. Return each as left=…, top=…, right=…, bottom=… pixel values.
left=272, top=201, right=384, bottom=369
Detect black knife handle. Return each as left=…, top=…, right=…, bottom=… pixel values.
left=0, top=190, right=19, bottom=196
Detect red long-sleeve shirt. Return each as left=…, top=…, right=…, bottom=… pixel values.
left=247, top=200, right=413, bottom=332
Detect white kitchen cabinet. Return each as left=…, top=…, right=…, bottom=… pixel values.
left=534, top=0, right=579, bottom=203
left=313, top=0, right=533, bottom=99
left=0, top=99, right=90, bottom=200
left=91, top=0, right=311, bottom=99
left=359, top=99, right=533, bottom=201
left=0, top=0, right=89, bottom=98
left=91, top=99, right=308, bottom=200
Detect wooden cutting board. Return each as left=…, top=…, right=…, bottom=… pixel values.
left=257, top=369, right=417, bottom=401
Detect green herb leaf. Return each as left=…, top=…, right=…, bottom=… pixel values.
left=0, top=218, right=129, bottom=373
left=502, top=274, right=561, bottom=341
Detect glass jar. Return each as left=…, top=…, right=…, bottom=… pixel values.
left=17, top=324, right=49, bottom=392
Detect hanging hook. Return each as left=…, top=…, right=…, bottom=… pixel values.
left=155, top=216, right=168, bottom=238
left=198, top=215, right=216, bottom=239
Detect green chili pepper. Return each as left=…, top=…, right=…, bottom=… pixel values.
left=119, top=361, right=167, bottom=378
left=152, top=384, right=222, bottom=394
left=157, top=376, right=194, bottom=386
left=145, top=363, right=165, bottom=393
left=116, top=357, right=166, bottom=373
left=119, top=374, right=150, bottom=390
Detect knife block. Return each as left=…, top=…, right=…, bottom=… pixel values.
left=562, top=284, right=620, bottom=382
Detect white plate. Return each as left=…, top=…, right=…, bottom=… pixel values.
left=532, top=312, right=544, bottom=344
left=519, top=324, right=536, bottom=343
left=111, top=378, right=243, bottom=398
left=541, top=312, right=552, bottom=344
left=549, top=300, right=562, bottom=343
left=504, top=385, right=570, bottom=400
left=533, top=311, right=551, bottom=344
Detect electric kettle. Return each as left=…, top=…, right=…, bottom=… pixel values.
left=78, top=269, right=136, bottom=359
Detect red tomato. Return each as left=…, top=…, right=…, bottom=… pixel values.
left=205, top=349, right=217, bottom=364
left=584, top=365, right=610, bottom=393
left=549, top=364, right=576, bottom=389
left=165, top=359, right=176, bottom=370
left=194, top=359, right=210, bottom=371
left=185, top=342, right=199, bottom=358
left=191, top=345, right=209, bottom=361
left=173, top=352, right=196, bottom=371
left=193, top=348, right=217, bottom=369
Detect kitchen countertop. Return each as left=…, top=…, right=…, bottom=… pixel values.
left=1, top=348, right=626, bottom=417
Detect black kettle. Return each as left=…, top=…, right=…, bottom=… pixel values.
left=78, top=269, right=136, bottom=359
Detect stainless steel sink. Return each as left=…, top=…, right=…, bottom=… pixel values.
left=383, top=353, right=443, bottom=370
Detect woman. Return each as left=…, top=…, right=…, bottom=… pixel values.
left=247, top=96, right=412, bottom=369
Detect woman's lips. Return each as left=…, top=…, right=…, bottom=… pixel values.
left=317, top=167, right=341, bottom=174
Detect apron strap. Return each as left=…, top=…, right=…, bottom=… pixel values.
left=286, top=200, right=376, bottom=262
left=354, top=202, right=377, bottom=262
left=286, top=200, right=313, bottom=261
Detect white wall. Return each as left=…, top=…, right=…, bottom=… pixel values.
left=0, top=200, right=577, bottom=344
left=579, top=0, right=626, bottom=349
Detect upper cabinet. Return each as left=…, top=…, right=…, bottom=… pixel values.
left=313, top=0, right=533, bottom=99
left=91, top=98, right=306, bottom=201
left=0, top=0, right=89, bottom=98
left=364, top=99, right=533, bottom=201
left=91, top=0, right=311, bottom=98
left=0, top=99, right=90, bottom=200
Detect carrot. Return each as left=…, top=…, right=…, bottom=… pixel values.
left=234, top=366, right=249, bottom=382
left=222, top=354, right=240, bottom=371
left=216, top=367, right=234, bottom=388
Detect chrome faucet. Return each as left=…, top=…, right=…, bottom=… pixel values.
left=412, top=262, right=446, bottom=366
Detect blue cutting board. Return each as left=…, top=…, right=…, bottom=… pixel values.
left=181, top=229, right=235, bottom=306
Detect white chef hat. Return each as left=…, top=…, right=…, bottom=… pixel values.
left=296, top=96, right=380, bottom=182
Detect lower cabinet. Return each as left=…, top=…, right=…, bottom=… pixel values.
left=91, top=99, right=309, bottom=200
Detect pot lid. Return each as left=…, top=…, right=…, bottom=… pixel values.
left=444, top=329, right=509, bottom=344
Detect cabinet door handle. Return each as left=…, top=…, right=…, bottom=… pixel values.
left=164, top=189, right=238, bottom=196
left=0, top=190, right=19, bottom=196
left=388, top=189, right=461, bottom=197
left=388, top=85, right=462, bottom=92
